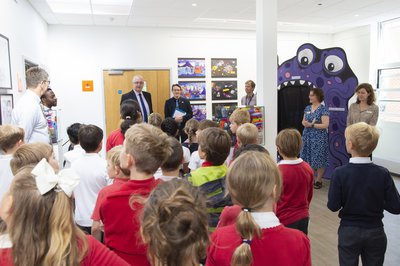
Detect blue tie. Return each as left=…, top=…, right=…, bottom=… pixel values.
left=138, top=93, right=148, bottom=122
left=175, top=99, right=179, bottom=108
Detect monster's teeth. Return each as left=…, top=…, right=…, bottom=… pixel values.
left=283, top=81, right=288, bottom=86
left=307, top=81, right=312, bottom=86
left=277, top=85, right=281, bottom=90
left=289, top=81, right=295, bottom=85
left=300, top=80, right=305, bottom=85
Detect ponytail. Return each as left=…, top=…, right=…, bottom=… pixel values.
left=120, top=99, right=142, bottom=135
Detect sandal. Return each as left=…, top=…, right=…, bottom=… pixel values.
left=314, top=181, right=322, bottom=189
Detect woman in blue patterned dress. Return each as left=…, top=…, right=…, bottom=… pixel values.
left=300, top=88, right=330, bottom=189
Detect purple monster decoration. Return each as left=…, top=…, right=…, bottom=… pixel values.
left=278, top=43, right=358, bottom=177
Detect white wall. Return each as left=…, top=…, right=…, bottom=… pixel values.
left=0, top=0, right=48, bottom=101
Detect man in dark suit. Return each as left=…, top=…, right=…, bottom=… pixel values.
left=164, top=84, right=193, bottom=142
left=120, top=75, right=153, bottom=122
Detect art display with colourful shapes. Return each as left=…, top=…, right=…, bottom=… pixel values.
left=211, top=81, right=238, bottom=100
left=212, top=102, right=238, bottom=134
left=211, top=58, right=237, bottom=78
left=178, top=81, right=206, bottom=101
left=178, top=58, right=206, bottom=78
left=191, top=104, right=206, bottom=121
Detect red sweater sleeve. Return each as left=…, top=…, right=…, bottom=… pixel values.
left=82, top=235, right=130, bottom=266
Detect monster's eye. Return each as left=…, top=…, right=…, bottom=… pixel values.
left=297, top=48, right=314, bottom=66
left=324, top=55, right=344, bottom=73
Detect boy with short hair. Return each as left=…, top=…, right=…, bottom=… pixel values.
left=157, top=137, right=183, bottom=181
left=100, top=123, right=172, bottom=265
left=276, top=128, right=314, bottom=235
left=328, top=122, right=400, bottom=266
left=187, top=127, right=232, bottom=231
left=0, top=125, right=24, bottom=199
left=71, top=124, right=108, bottom=235
left=236, top=122, right=259, bottom=147
left=91, top=145, right=130, bottom=241
left=229, top=109, right=251, bottom=156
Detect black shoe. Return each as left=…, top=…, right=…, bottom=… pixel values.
left=314, top=181, right=322, bottom=189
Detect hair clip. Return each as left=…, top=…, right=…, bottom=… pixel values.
left=242, top=207, right=252, bottom=212
left=125, top=116, right=131, bottom=120
left=242, top=239, right=252, bottom=245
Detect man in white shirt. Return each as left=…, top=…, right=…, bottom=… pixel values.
left=240, top=80, right=257, bottom=106
left=12, top=67, right=50, bottom=143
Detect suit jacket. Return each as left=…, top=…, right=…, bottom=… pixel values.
left=120, top=90, right=153, bottom=114
left=164, top=97, right=193, bottom=129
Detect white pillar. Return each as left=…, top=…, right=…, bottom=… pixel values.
left=256, top=0, right=277, bottom=156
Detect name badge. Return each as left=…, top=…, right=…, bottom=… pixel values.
left=306, top=111, right=311, bottom=114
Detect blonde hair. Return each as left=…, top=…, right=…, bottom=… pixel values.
left=124, top=123, right=172, bottom=175
left=148, top=113, right=163, bottom=128
left=10, top=143, right=53, bottom=175
left=8, top=166, right=88, bottom=266
left=275, top=128, right=302, bottom=158
left=141, top=179, right=209, bottom=266
left=230, top=109, right=251, bottom=125
left=345, top=122, right=379, bottom=156
left=184, top=118, right=199, bottom=144
left=107, top=145, right=130, bottom=177
left=236, top=123, right=258, bottom=146
left=0, top=125, right=24, bottom=153
left=227, top=151, right=282, bottom=266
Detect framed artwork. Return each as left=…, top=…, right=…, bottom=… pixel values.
left=212, top=102, right=237, bottom=135
left=178, top=58, right=206, bottom=78
left=211, top=58, right=237, bottom=78
left=0, top=93, right=13, bottom=125
left=211, top=80, right=238, bottom=100
left=191, top=104, right=207, bottom=121
left=178, top=81, right=206, bottom=101
left=0, top=34, right=12, bottom=89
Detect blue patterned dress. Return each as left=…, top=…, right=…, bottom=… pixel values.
left=300, top=104, right=329, bottom=169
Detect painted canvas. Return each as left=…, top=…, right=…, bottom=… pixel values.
left=178, top=58, right=206, bottom=78
left=211, top=80, right=237, bottom=100
left=178, top=81, right=206, bottom=100
left=191, top=104, right=207, bottom=121
left=211, top=58, right=237, bottom=78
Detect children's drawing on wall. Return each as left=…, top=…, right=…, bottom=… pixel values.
left=211, top=58, right=237, bottom=78
left=178, top=81, right=206, bottom=100
left=178, top=58, right=206, bottom=78
left=191, top=104, right=207, bottom=121
left=211, top=81, right=238, bottom=100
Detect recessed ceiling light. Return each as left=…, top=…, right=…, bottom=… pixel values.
left=192, top=3, right=197, bottom=7
left=354, top=14, right=360, bottom=17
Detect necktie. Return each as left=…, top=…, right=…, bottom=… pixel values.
left=138, top=93, right=148, bottom=122
left=175, top=99, right=179, bottom=109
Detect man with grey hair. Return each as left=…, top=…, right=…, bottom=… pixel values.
left=120, top=75, right=153, bottom=122
left=11, top=67, right=50, bottom=143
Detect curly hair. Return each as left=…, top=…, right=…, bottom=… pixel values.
left=141, top=179, right=209, bottom=266
left=161, top=117, right=179, bottom=137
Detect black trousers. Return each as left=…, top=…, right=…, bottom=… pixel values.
left=338, top=225, right=387, bottom=266
left=286, top=217, right=309, bottom=235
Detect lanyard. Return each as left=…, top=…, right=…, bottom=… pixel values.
left=247, top=94, right=254, bottom=105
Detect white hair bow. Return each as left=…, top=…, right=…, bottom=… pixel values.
left=32, top=158, right=80, bottom=197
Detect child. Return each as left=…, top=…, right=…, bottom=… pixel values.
left=276, top=128, right=313, bottom=235
left=91, top=145, right=130, bottom=241
left=148, top=112, right=163, bottom=128
left=229, top=108, right=251, bottom=155
left=10, top=142, right=59, bottom=175
left=64, top=122, right=84, bottom=168
left=188, top=119, right=219, bottom=171
left=328, top=122, right=400, bottom=265
left=183, top=118, right=199, bottom=154
left=99, top=123, right=172, bottom=265
left=156, top=137, right=184, bottom=181
left=71, top=125, right=108, bottom=235
left=236, top=123, right=259, bottom=147
left=206, top=151, right=311, bottom=266
left=141, top=179, right=209, bottom=265
left=0, top=125, right=24, bottom=200
left=106, top=99, right=142, bottom=152
left=0, top=162, right=129, bottom=266
left=186, top=127, right=232, bottom=231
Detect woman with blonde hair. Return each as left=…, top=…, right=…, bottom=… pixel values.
left=141, top=179, right=209, bottom=266
left=206, top=151, right=311, bottom=266
left=0, top=161, right=129, bottom=266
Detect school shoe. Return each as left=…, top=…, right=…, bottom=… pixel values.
left=314, top=181, right=322, bottom=189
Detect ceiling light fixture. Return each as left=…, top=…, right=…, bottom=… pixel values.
left=192, top=3, right=197, bottom=7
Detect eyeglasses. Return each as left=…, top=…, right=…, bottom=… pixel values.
left=134, top=81, right=144, bottom=84
left=42, top=80, right=51, bottom=85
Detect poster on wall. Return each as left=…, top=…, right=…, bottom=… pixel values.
left=0, top=34, right=12, bottom=89
left=191, top=104, right=207, bottom=121
left=211, top=80, right=238, bottom=100
left=178, top=81, right=206, bottom=100
left=0, top=94, right=13, bottom=124
left=178, top=58, right=206, bottom=78
left=211, top=58, right=237, bottom=78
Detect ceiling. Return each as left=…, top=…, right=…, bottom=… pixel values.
left=27, top=0, right=400, bottom=33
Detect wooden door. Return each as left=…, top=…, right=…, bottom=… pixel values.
left=103, top=69, right=170, bottom=136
